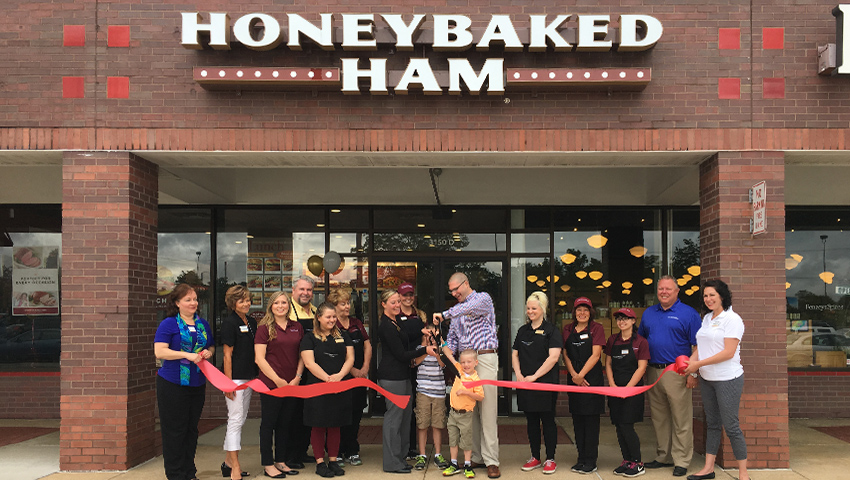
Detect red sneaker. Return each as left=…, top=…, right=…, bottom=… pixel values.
left=542, top=460, right=557, bottom=474
left=521, top=458, right=542, bottom=471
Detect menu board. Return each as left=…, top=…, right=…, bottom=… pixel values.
left=247, top=238, right=294, bottom=309
left=12, top=246, right=60, bottom=316
left=377, top=264, right=417, bottom=290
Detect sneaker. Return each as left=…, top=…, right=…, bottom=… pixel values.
left=577, top=464, right=597, bottom=474
left=464, top=466, right=475, bottom=478
left=406, top=451, right=418, bottom=461
left=329, top=461, right=346, bottom=477
left=316, top=462, right=336, bottom=478
left=414, top=456, right=427, bottom=470
left=336, top=458, right=346, bottom=469
left=623, top=462, right=645, bottom=478
left=347, top=455, right=362, bottom=466
left=614, top=460, right=630, bottom=476
left=542, top=460, right=556, bottom=474
left=443, top=464, right=462, bottom=476
left=521, top=458, right=541, bottom=471
left=435, top=454, right=450, bottom=469
left=570, top=463, right=583, bottom=473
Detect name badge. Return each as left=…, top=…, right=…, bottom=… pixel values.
left=579, top=333, right=589, bottom=340
left=710, top=320, right=721, bottom=328
left=239, top=325, right=249, bottom=333
left=399, top=316, right=408, bottom=321
left=621, top=349, right=630, bottom=355
left=188, top=326, right=196, bottom=333
left=535, top=329, right=545, bottom=334
left=335, top=338, right=345, bottom=343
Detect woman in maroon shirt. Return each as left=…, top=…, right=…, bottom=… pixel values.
left=255, top=291, right=305, bottom=478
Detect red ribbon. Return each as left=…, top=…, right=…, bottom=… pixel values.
left=197, top=359, right=410, bottom=409
left=463, top=355, right=691, bottom=398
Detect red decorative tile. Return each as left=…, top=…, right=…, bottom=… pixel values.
left=63, top=25, right=85, bottom=47
left=62, top=77, right=85, bottom=98
left=108, top=25, right=130, bottom=47
left=763, top=28, right=784, bottom=49
left=718, top=78, right=741, bottom=99
left=719, top=28, right=740, bottom=50
left=107, top=77, right=129, bottom=99
left=763, top=77, right=785, bottom=99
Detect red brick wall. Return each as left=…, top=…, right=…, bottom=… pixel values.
left=698, top=151, right=789, bottom=469
left=788, top=372, right=850, bottom=418
left=60, top=151, right=159, bottom=470
left=0, top=375, right=60, bottom=418
left=2, top=0, right=850, bottom=150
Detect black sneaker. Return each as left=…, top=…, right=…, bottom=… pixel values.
left=328, top=462, right=345, bottom=477
left=570, top=463, right=583, bottom=473
left=577, top=464, right=597, bottom=474
left=623, top=462, right=645, bottom=478
left=614, top=460, right=630, bottom=476
left=316, top=462, right=335, bottom=478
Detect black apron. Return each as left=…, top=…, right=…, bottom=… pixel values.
left=565, top=326, right=605, bottom=415
left=398, top=312, right=424, bottom=382
left=302, top=333, right=353, bottom=427
left=293, top=304, right=314, bottom=335
left=607, top=334, right=645, bottom=424
left=515, top=322, right=559, bottom=412
left=345, top=320, right=369, bottom=410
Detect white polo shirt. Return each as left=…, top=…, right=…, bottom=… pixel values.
left=695, top=306, right=744, bottom=381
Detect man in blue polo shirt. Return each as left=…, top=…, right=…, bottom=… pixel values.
left=637, top=275, right=701, bottom=478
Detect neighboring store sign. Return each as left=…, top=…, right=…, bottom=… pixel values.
left=182, top=12, right=662, bottom=94
left=837, top=285, right=850, bottom=296
left=12, top=246, right=60, bottom=316
left=751, top=181, right=766, bottom=236
left=834, top=5, right=850, bottom=74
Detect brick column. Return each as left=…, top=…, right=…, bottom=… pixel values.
left=698, top=151, right=789, bottom=469
left=60, top=151, right=159, bottom=470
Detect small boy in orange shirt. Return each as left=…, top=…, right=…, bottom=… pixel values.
left=439, top=348, right=485, bottom=478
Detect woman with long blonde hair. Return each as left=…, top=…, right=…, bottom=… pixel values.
left=254, top=291, right=304, bottom=478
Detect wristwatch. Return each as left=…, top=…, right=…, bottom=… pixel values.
left=689, top=373, right=698, bottom=378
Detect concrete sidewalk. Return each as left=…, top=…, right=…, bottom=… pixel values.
left=3, top=417, right=849, bottom=480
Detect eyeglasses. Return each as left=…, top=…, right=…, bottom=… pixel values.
left=615, top=316, right=634, bottom=322
left=448, top=280, right=467, bottom=295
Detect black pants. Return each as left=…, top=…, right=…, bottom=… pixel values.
left=287, top=398, right=312, bottom=463
left=340, top=387, right=366, bottom=457
left=156, top=376, right=206, bottom=480
left=261, top=395, right=296, bottom=466
left=572, top=414, right=600, bottom=467
left=614, top=423, right=641, bottom=463
left=525, top=411, right=557, bottom=461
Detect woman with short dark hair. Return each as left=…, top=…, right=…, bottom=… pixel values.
left=683, top=279, right=749, bottom=480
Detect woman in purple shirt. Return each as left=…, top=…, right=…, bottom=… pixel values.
left=154, top=284, right=214, bottom=480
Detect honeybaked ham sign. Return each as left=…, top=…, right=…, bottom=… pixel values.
left=181, top=12, right=662, bottom=94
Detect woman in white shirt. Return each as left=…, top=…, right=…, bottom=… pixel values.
left=683, top=279, right=748, bottom=480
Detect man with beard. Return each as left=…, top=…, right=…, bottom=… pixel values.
left=287, top=276, right=318, bottom=469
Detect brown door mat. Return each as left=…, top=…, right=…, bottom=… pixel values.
left=356, top=424, right=572, bottom=445
left=813, top=426, right=850, bottom=443
left=0, top=426, right=58, bottom=448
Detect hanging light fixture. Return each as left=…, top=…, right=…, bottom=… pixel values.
left=819, top=271, right=835, bottom=284
left=527, top=275, right=538, bottom=283
left=589, top=271, right=603, bottom=281
left=785, top=282, right=791, bottom=289
left=622, top=289, right=631, bottom=295
left=536, top=280, right=546, bottom=287
left=685, top=289, right=695, bottom=296
left=576, top=271, right=588, bottom=279
left=622, top=281, right=633, bottom=289
left=602, top=280, right=612, bottom=287
left=676, top=278, right=688, bottom=286
left=560, top=285, right=571, bottom=292
left=587, top=234, right=608, bottom=249
left=687, top=265, right=701, bottom=277
left=643, top=278, right=653, bottom=285
left=629, top=246, right=648, bottom=258
left=546, top=275, right=560, bottom=283
left=596, top=285, right=604, bottom=289
left=560, top=253, right=577, bottom=264
left=558, top=300, right=567, bottom=306
left=682, top=274, right=692, bottom=281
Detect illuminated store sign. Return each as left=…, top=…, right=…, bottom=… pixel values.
left=182, top=12, right=663, bottom=94
left=834, top=4, right=850, bottom=74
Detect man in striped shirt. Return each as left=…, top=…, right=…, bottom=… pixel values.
left=434, top=272, right=501, bottom=479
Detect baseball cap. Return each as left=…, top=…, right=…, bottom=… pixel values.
left=614, top=307, right=636, bottom=319
left=398, top=282, right=414, bottom=295
left=573, top=297, right=593, bottom=309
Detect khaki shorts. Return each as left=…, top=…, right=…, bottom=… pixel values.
left=447, top=409, right=474, bottom=452
left=415, top=392, right=447, bottom=429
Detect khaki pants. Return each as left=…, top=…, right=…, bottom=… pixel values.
left=472, top=352, right=499, bottom=467
left=646, top=366, right=693, bottom=468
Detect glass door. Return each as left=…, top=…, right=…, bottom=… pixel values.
left=371, top=256, right=510, bottom=415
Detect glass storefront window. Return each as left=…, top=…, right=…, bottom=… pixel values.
left=669, top=209, right=701, bottom=311
left=511, top=233, right=550, bottom=254
left=157, top=209, right=212, bottom=322
left=0, top=205, right=62, bottom=371
left=786, top=208, right=850, bottom=369
left=554, top=209, right=662, bottom=339
left=373, top=208, right=507, bottom=231
left=371, top=232, right=506, bottom=252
